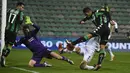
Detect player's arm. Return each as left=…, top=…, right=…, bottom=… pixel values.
left=80, top=17, right=88, bottom=24
left=114, top=21, right=118, bottom=29
left=100, top=4, right=112, bottom=22
left=14, top=37, right=24, bottom=46
left=19, top=11, right=24, bottom=25
left=25, top=16, right=40, bottom=34
left=31, top=24, right=40, bottom=34
left=114, top=21, right=118, bottom=33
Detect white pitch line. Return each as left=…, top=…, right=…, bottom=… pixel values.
left=11, top=67, right=39, bottom=73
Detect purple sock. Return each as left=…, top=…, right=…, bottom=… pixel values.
left=62, top=56, right=69, bottom=62
left=34, top=64, right=45, bottom=67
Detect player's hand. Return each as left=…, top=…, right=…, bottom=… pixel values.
left=25, top=16, right=33, bottom=25
left=80, top=21, right=85, bottom=24
left=115, top=29, right=118, bottom=33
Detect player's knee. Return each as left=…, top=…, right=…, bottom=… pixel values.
left=28, top=63, right=34, bottom=67
left=28, top=60, right=36, bottom=67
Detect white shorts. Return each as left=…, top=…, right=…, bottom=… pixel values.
left=79, top=45, right=95, bottom=63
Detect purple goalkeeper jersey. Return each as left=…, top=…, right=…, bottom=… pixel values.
left=16, top=24, right=46, bottom=54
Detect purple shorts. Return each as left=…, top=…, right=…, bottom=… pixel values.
left=31, top=48, right=52, bottom=64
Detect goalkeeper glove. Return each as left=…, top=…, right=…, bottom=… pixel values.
left=115, top=29, right=118, bottom=33
left=25, top=16, right=33, bottom=25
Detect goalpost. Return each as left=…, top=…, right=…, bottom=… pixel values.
left=0, top=0, right=7, bottom=57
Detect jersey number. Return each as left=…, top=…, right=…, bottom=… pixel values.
left=8, top=13, right=17, bottom=23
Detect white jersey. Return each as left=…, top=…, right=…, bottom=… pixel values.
left=78, top=37, right=100, bottom=63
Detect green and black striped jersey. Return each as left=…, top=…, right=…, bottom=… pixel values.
left=6, top=8, right=24, bottom=33
left=82, top=10, right=109, bottom=27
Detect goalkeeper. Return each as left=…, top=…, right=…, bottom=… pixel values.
left=14, top=16, right=74, bottom=67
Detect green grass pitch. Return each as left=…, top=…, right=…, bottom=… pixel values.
left=0, top=49, right=130, bottom=73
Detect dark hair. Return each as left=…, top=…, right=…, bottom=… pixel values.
left=16, top=2, right=25, bottom=6
left=83, top=7, right=91, bottom=13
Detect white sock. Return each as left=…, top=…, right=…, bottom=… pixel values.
left=107, top=48, right=114, bottom=57
left=84, top=65, right=94, bottom=70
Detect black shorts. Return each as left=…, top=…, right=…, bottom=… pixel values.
left=5, top=30, right=17, bottom=45
left=92, top=25, right=110, bottom=45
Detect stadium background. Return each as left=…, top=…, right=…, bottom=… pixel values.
left=0, top=0, right=130, bottom=51
left=0, top=0, right=130, bottom=73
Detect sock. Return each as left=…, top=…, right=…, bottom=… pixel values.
left=107, top=48, right=114, bottom=57
left=84, top=65, right=94, bottom=70
left=2, top=48, right=11, bottom=57
left=62, top=56, right=69, bottom=62
left=72, top=36, right=88, bottom=45
left=34, top=64, right=45, bottom=67
left=2, top=49, right=7, bottom=56
left=61, top=56, right=74, bottom=65
left=97, top=49, right=105, bottom=65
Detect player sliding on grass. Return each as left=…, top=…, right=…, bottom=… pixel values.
left=58, top=36, right=101, bottom=70
left=15, top=16, right=74, bottom=67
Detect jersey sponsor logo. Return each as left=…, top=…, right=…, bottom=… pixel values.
left=10, top=37, right=130, bottom=52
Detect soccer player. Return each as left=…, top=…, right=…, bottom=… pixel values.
left=106, top=20, right=118, bottom=61
left=100, top=4, right=118, bottom=61
left=0, top=2, right=27, bottom=67
left=14, top=18, right=74, bottom=67
left=66, top=7, right=110, bottom=70
left=58, top=36, right=101, bottom=70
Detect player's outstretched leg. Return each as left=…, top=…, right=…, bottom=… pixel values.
left=28, top=59, right=52, bottom=67
left=50, top=52, right=74, bottom=65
